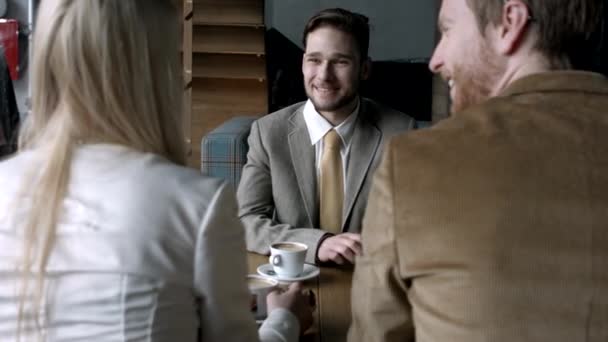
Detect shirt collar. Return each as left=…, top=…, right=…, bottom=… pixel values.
left=303, top=98, right=360, bottom=147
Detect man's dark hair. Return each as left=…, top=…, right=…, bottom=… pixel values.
left=302, top=8, right=370, bottom=62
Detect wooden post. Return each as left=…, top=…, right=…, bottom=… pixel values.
left=183, top=0, right=194, bottom=158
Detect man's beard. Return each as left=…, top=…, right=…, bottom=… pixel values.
left=451, top=41, right=505, bottom=113
left=306, top=77, right=360, bottom=114
left=309, top=90, right=358, bottom=113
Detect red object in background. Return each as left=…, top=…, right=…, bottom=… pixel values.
left=0, top=19, right=18, bottom=80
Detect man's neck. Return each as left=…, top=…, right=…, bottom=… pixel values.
left=319, top=97, right=359, bottom=126
left=491, top=52, right=557, bottom=96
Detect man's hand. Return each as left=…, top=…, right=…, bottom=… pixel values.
left=317, top=233, right=362, bottom=264
left=267, top=282, right=314, bottom=334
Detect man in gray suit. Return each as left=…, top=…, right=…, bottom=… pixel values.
left=237, top=8, right=415, bottom=265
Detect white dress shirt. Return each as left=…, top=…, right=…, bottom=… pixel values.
left=303, top=98, right=360, bottom=190
left=0, top=144, right=299, bottom=342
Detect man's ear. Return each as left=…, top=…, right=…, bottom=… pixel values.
left=361, top=58, right=372, bottom=81
left=495, top=0, right=532, bottom=55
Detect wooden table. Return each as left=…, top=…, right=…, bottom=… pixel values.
left=247, top=253, right=354, bottom=342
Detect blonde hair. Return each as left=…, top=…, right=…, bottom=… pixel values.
left=16, top=0, right=185, bottom=339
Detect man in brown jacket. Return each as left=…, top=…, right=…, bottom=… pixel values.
left=349, top=0, right=608, bottom=341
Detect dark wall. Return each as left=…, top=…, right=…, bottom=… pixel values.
left=265, top=28, right=433, bottom=121
left=597, top=1, right=608, bottom=76
left=263, top=1, right=436, bottom=121
left=264, top=0, right=437, bottom=61
left=573, top=0, right=607, bottom=75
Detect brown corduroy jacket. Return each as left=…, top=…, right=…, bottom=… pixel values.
left=349, top=71, right=608, bottom=342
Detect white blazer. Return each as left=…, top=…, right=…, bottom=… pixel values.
left=0, top=144, right=298, bottom=341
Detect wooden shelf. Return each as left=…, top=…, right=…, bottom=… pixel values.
left=191, top=78, right=267, bottom=120
left=192, top=54, right=266, bottom=80
left=188, top=82, right=268, bottom=161
left=188, top=78, right=267, bottom=168
left=194, top=0, right=263, bottom=27
left=193, top=26, right=265, bottom=55
left=185, top=0, right=267, bottom=169
left=195, top=0, right=263, bottom=6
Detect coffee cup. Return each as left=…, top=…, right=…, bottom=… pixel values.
left=247, top=275, right=278, bottom=320
left=269, top=242, right=308, bottom=278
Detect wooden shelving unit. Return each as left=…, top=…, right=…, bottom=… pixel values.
left=184, top=0, right=268, bottom=168
left=191, top=79, right=267, bottom=115
left=182, top=0, right=194, bottom=150
left=192, top=54, right=266, bottom=81
left=192, top=26, right=265, bottom=55
left=193, top=0, right=263, bottom=27
left=190, top=78, right=267, bottom=162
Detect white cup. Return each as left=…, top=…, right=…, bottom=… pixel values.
left=247, top=275, right=279, bottom=320
left=269, top=242, right=308, bottom=278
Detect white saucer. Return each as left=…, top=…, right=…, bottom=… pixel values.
left=257, top=263, right=320, bottom=282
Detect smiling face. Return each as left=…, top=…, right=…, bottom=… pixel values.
left=302, top=26, right=368, bottom=119
left=429, top=0, right=506, bottom=113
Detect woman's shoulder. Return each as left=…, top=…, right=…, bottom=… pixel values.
left=80, top=144, right=229, bottom=205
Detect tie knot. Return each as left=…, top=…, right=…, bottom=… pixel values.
left=324, top=129, right=341, bottom=149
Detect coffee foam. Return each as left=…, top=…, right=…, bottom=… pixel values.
left=272, top=242, right=307, bottom=252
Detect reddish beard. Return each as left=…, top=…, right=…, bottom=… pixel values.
left=450, top=40, right=505, bottom=113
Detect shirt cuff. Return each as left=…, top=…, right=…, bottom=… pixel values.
left=259, top=308, right=300, bottom=342
left=314, top=233, right=335, bottom=265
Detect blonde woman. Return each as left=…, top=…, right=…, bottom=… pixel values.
left=0, top=0, right=312, bottom=341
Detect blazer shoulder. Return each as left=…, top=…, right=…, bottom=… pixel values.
left=388, top=113, right=475, bottom=167
left=126, top=152, right=228, bottom=209
left=255, top=101, right=306, bottom=128
left=361, top=97, right=416, bottom=131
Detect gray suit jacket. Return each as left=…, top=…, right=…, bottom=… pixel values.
left=237, top=98, right=415, bottom=263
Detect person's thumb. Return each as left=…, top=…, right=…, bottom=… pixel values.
left=286, top=281, right=303, bottom=294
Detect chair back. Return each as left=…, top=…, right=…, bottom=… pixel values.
left=201, top=116, right=257, bottom=186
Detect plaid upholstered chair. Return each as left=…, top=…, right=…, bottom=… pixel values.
left=201, top=116, right=257, bottom=186
left=201, top=116, right=433, bottom=187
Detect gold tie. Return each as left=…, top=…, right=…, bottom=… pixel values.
left=320, top=129, right=343, bottom=234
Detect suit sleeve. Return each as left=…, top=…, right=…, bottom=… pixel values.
left=348, top=140, right=415, bottom=342
left=237, top=120, right=327, bottom=264
left=194, top=181, right=299, bottom=342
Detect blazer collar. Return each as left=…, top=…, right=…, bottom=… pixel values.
left=499, top=71, right=608, bottom=98
left=288, top=105, right=318, bottom=226
left=342, top=99, right=381, bottom=228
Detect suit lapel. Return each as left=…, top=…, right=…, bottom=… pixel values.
left=288, top=109, right=318, bottom=226
left=343, top=103, right=381, bottom=229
